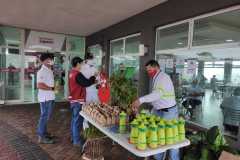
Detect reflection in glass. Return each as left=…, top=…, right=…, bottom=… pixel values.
left=88, top=45, right=102, bottom=68
left=110, top=40, right=124, bottom=56
left=193, top=9, right=240, bottom=46
left=110, top=35, right=140, bottom=84
left=156, top=23, right=189, bottom=51
left=67, top=36, right=85, bottom=58
left=125, top=36, right=140, bottom=54
left=0, top=26, right=22, bottom=100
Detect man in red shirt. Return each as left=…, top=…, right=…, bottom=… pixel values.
left=68, top=57, right=96, bottom=148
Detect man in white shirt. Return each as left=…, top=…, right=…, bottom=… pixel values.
left=37, top=53, right=55, bottom=144
left=81, top=54, right=99, bottom=103
left=132, top=60, right=179, bottom=160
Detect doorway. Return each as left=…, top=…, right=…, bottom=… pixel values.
left=0, top=46, right=22, bottom=103
left=23, top=52, right=67, bottom=102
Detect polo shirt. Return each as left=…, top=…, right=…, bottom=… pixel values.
left=37, top=65, right=55, bottom=102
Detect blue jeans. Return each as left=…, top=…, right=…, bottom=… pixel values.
left=152, top=106, right=180, bottom=160
left=71, top=102, right=84, bottom=145
left=37, top=100, right=54, bottom=138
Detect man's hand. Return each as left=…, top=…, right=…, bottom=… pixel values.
left=131, top=99, right=141, bottom=114
left=94, top=71, right=99, bottom=77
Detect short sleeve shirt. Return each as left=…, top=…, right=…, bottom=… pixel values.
left=37, top=65, right=55, bottom=102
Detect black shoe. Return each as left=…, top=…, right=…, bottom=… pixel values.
left=45, top=132, right=55, bottom=139
left=38, top=137, right=55, bottom=144
left=45, top=133, right=58, bottom=139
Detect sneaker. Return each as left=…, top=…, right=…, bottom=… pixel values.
left=45, top=132, right=55, bottom=139
left=38, top=137, right=55, bottom=144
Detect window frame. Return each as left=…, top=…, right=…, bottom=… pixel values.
left=109, top=33, right=141, bottom=76
left=155, top=5, right=240, bottom=55
left=87, top=44, right=103, bottom=68
left=110, top=33, right=141, bottom=56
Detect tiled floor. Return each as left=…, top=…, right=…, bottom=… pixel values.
left=184, top=89, right=240, bottom=138
left=189, top=89, right=224, bottom=129
left=0, top=90, right=237, bottom=160
left=0, top=103, right=140, bottom=160
left=0, top=121, right=53, bottom=160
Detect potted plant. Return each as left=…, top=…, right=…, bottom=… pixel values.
left=81, top=124, right=107, bottom=160
left=184, top=126, right=240, bottom=160
left=110, top=73, right=138, bottom=116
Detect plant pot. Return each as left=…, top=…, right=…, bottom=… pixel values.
left=82, top=136, right=108, bottom=160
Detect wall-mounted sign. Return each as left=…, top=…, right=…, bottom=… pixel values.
left=165, top=59, right=174, bottom=73
left=25, top=31, right=65, bottom=52
left=158, top=59, right=166, bottom=73
left=39, top=37, right=54, bottom=44
left=176, top=58, right=185, bottom=74
left=187, top=60, right=197, bottom=74
left=139, top=44, right=148, bottom=56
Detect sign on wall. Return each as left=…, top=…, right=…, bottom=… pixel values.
left=158, top=59, right=166, bottom=72
left=165, top=59, right=174, bottom=73
left=176, top=58, right=185, bottom=74
left=187, top=60, right=197, bottom=74
left=25, top=31, right=65, bottom=52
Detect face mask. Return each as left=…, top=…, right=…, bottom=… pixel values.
left=87, top=59, right=96, bottom=66
left=47, top=60, right=54, bottom=66
left=147, top=69, right=157, bottom=78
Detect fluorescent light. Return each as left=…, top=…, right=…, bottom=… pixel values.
left=225, top=39, right=234, bottom=42
left=24, top=49, right=37, bottom=52
left=177, top=42, right=183, bottom=45
left=6, top=48, right=9, bottom=55
left=29, top=45, right=52, bottom=50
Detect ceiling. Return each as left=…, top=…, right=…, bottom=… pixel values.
left=0, top=0, right=167, bottom=36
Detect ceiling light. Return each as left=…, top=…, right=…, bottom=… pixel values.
left=225, top=39, right=234, bottom=42
left=177, top=42, right=183, bottom=45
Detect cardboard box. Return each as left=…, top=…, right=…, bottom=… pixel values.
left=219, top=151, right=240, bottom=160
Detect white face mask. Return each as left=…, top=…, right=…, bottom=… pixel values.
left=87, top=59, right=96, bottom=66
left=47, top=60, right=54, bottom=66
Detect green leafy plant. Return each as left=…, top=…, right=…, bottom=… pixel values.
left=82, top=124, right=105, bottom=139
left=184, top=126, right=240, bottom=160
left=110, top=73, right=138, bottom=113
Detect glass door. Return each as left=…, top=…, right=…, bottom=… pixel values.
left=24, top=52, right=39, bottom=102
left=24, top=52, right=67, bottom=102
left=0, top=26, right=23, bottom=103
left=0, top=47, right=22, bottom=101
left=53, top=53, right=67, bottom=101
left=0, top=47, right=5, bottom=103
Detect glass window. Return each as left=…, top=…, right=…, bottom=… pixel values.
left=231, top=60, right=240, bottom=83
left=110, top=39, right=124, bottom=56
left=125, top=36, right=140, bottom=55
left=232, top=68, right=240, bottom=83
left=155, top=8, right=240, bottom=135
left=204, top=61, right=224, bottom=82
left=232, top=60, right=240, bottom=66
left=204, top=67, right=224, bottom=82
left=0, top=26, right=21, bottom=46
left=67, top=36, right=85, bottom=58
left=88, top=45, right=102, bottom=67
left=110, top=34, right=140, bottom=84
left=156, top=23, right=189, bottom=51
left=193, top=9, right=240, bottom=46
left=0, top=26, right=22, bottom=100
